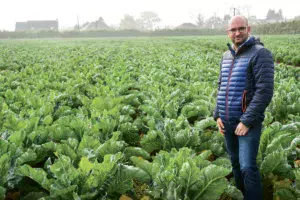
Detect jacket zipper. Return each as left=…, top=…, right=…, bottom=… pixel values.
left=225, top=58, right=235, bottom=120
left=242, top=90, right=247, bottom=113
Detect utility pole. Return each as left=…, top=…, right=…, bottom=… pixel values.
left=230, top=7, right=237, bottom=17
left=77, top=14, right=80, bottom=31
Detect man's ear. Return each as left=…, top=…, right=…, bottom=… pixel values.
left=247, top=26, right=251, bottom=34
left=227, top=31, right=231, bottom=38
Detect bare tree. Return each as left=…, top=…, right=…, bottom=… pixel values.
left=137, top=11, right=161, bottom=31
left=240, top=5, right=252, bottom=17
left=248, top=15, right=258, bottom=25
left=206, top=13, right=222, bottom=29
left=196, top=13, right=204, bottom=28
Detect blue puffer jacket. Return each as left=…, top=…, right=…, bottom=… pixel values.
left=213, top=36, right=274, bottom=127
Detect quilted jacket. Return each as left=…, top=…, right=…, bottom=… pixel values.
left=213, top=36, right=274, bottom=127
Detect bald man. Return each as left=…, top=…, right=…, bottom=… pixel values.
left=213, top=15, right=274, bottom=200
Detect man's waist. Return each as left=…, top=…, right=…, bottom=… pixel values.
left=220, top=117, right=240, bottom=125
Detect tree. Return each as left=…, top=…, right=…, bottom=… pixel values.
left=266, top=9, right=276, bottom=20
left=119, top=15, right=139, bottom=30
left=137, top=11, right=161, bottom=31
left=223, top=15, right=231, bottom=21
left=95, top=17, right=110, bottom=30
left=222, top=15, right=231, bottom=28
left=248, top=15, right=258, bottom=25
left=196, top=13, right=204, bottom=28
left=266, top=9, right=284, bottom=22
left=278, top=9, right=283, bottom=21
left=294, top=15, right=300, bottom=21
left=206, top=13, right=222, bottom=29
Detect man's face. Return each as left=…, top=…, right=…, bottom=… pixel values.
left=227, top=18, right=251, bottom=47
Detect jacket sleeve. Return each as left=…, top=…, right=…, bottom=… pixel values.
left=240, top=48, right=274, bottom=127
left=213, top=60, right=222, bottom=121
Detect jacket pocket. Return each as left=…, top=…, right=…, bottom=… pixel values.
left=242, top=90, right=247, bottom=113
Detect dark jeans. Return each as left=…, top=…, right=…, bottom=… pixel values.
left=223, top=121, right=263, bottom=200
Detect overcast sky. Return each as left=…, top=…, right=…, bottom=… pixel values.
left=1, top=0, right=299, bottom=30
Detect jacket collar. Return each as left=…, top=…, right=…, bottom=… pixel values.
left=227, top=36, right=257, bottom=57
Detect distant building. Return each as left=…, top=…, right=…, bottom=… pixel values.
left=15, top=20, right=59, bottom=31
left=176, top=23, right=198, bottom=29
left=80, top=17, right=111, bottom=31
left=15, top=22, right=28, bottom=31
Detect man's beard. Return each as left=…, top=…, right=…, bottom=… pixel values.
left=233, top=34, right=248, bottom=47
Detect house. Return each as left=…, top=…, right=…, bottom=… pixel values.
left=80, top=17, right=111, bottom=31
left=15, top=22, right=28, bottom=31
left=176, top=23, right=198, bottom=29
left=15, top=20, right=59, bottom=31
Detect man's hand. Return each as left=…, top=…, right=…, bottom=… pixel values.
left=217, top=118, right=225, bottom=136
left=235, top=122, right=249, bottom=136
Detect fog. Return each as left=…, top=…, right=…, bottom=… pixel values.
left=1, top=0, right=299, bottom=31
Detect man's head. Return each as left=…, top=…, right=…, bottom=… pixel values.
left=227, top=15, right=251, bottom=48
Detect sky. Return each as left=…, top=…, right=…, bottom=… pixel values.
left=0, top=0, right=299, bottom=31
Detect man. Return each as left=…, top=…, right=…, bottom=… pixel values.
left=213, top=15, right=274, bottom=200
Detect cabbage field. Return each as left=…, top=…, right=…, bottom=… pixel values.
left=0, top=35, right=299, bottom=200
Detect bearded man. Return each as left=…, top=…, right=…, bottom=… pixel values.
left=213, top=15, right=274, bottom=200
